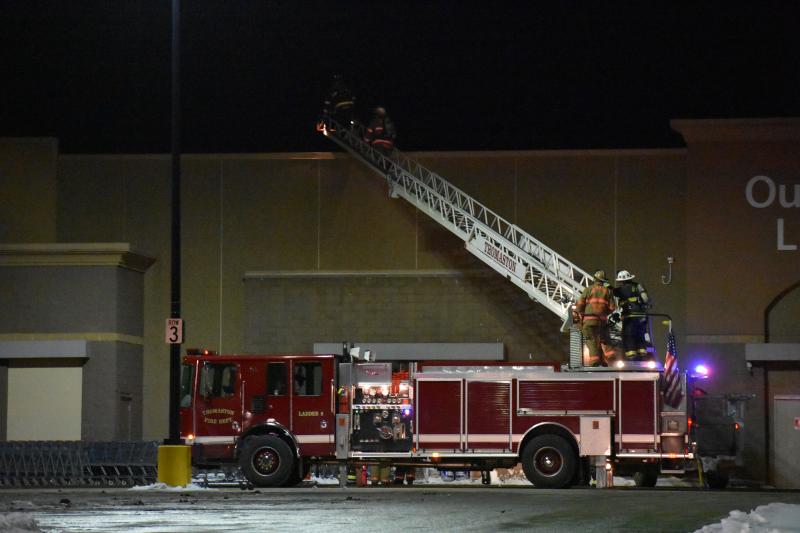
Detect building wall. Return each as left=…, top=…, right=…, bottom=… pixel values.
left=56, top=149, right=687, bottom=439
left=3, top=120, right=796, bottom=483
left=0, top=246, right=152, bottom=441
left=673, top=119, right=800, bottom=485
left=0, top=138, right=58, bottom=243
left=243, top=271, right=566, bottom=358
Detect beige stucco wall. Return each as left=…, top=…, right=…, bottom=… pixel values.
left=0, top=138, right=59, bottom=243
left=673, top=119, right=800, bottom=338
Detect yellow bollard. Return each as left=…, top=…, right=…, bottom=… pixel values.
left=157, top=445, right=192, bottom=487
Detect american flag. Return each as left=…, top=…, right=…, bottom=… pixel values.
left=663, top=330, right=684, bottom=408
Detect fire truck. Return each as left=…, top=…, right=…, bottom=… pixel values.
left=181, top=348, right=690, bottom=488
left=179, top=113, right=694, bottom=487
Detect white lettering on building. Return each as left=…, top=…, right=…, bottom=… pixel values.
left=745, top=175, right=798, bottom=251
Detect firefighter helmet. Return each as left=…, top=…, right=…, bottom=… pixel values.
left=593, top=270, right=606, bottom=281
left=616, top=269, right=635, bottom=281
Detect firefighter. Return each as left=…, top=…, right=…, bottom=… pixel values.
left=575, top=270, right=616, bottom=367
left=323, top=74, right=356, bottom=126
left=363, top=106, right=396, bottom=154
left=369, top=463, right=392, bottom=486
left=614, top=269, right=652, bottom=361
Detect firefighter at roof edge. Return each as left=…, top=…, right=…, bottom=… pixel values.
left=323, top=74, right=356, bottom=127
left=575, top=270, right=616, bottom=367
left=364, top=106, right=397, bottom=154
left=613, top=269, right=653, bottom=361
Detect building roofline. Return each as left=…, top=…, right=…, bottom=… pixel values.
left=671, top=117, right=800, bottom=143
left=58, top=147, right=686, bottom=162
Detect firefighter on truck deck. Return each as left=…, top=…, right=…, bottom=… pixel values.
left=575, top=270, right=616, bottom=366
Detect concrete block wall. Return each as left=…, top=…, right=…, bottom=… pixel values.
left=244, top=268, right=568, bottom=359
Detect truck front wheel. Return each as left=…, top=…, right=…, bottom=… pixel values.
left=521, top=434, right=577, bottom=488
left=239, top=435, right=294, bottom=487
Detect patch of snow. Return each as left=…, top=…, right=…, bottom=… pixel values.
left=129, top=482, right=213, bottom=491
left=613, top=476, right=636, bottom=487
left=0, top=513, right=43, bottom=533
left=309, top=475, right=340, bottom=485
left=656, top=475, right=695, bottom=488
left=694, top=502, right=800, bottom=533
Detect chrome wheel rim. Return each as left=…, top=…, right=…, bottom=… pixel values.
left=252, top=446, right=280, bottom=476
left=533, top=447, right=563, bottom=477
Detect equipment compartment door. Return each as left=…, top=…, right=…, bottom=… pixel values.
left=290, top=358, right=334, bottom=455
left=618, top=377, right=658, bottom=450
left=416, top=379, right=462, bottom=450
left=466, top=381, right=511, bottom=450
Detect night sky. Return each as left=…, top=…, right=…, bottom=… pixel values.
left=2, top=2, right=798, bottom=154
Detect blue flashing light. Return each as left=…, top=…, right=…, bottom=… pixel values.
left=694, top=364, right=710, bottom=377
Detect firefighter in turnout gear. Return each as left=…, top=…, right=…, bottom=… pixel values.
left=575, top=270, right=616, bottom=366
left=323, top=74, right=356, bottom=126
left=364, top=106, right=396, bottom=153
left=614, top=269, right=652, bottom=361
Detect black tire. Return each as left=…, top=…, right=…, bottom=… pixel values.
left=521, top=434, right=577, bottom=489
left=633, top=469, right=659, bottom=487
left=705, top=470, right=729, bottom=490
left=285, top=461, right=311, bottom=487
left=239, top=435, right=295, bottom=487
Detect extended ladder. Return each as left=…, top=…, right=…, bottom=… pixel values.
left=317, top=116, right=593, bottom=324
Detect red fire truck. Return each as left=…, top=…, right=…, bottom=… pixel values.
left=178, top=111, right=695, bottom=488
left=180, top=349, right=691, bottom=488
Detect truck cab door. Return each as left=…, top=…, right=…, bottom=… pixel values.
left=290, top=358, right=334, bottom=455
left=194, top=362, right=243, bottom=458
left=264, top=361, right=291, bottom=426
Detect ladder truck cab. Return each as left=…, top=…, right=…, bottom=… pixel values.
left=181, top=348, right=691, bottom=488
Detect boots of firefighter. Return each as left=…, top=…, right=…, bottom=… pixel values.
left=393, top=466, right=406, bottom=485
left=380, top=464, right=391, bottom=486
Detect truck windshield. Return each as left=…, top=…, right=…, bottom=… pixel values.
left=180, top=363, right=194, bottom=407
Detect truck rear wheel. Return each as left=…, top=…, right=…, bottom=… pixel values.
left=239, top=435, right=294, bottom=487
left=633, top=468, right=658, bottom=487
left=521, top=434, right=576, bottom=489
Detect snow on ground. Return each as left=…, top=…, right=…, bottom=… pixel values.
left=694, top=503, right=800, bottom=533
left=129, top=482, right=213, bottom=491
left=176, top=469, right=699, bottom=488
left=0, top=513, right=43, bottom=533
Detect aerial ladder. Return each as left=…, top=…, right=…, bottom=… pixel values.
left=317, top=115, right=592, bottom=363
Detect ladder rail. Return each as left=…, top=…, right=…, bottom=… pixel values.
left=318, top=117, right=593, bottom=318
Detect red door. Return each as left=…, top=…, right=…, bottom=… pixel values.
left=290, top=358, right=334, bottom=455
left=194, top=361, right=243, bottom=457
left=263, top=360, right=291, bottom=427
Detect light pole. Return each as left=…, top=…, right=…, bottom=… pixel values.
left=168, top=0, right=182, bottom=445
